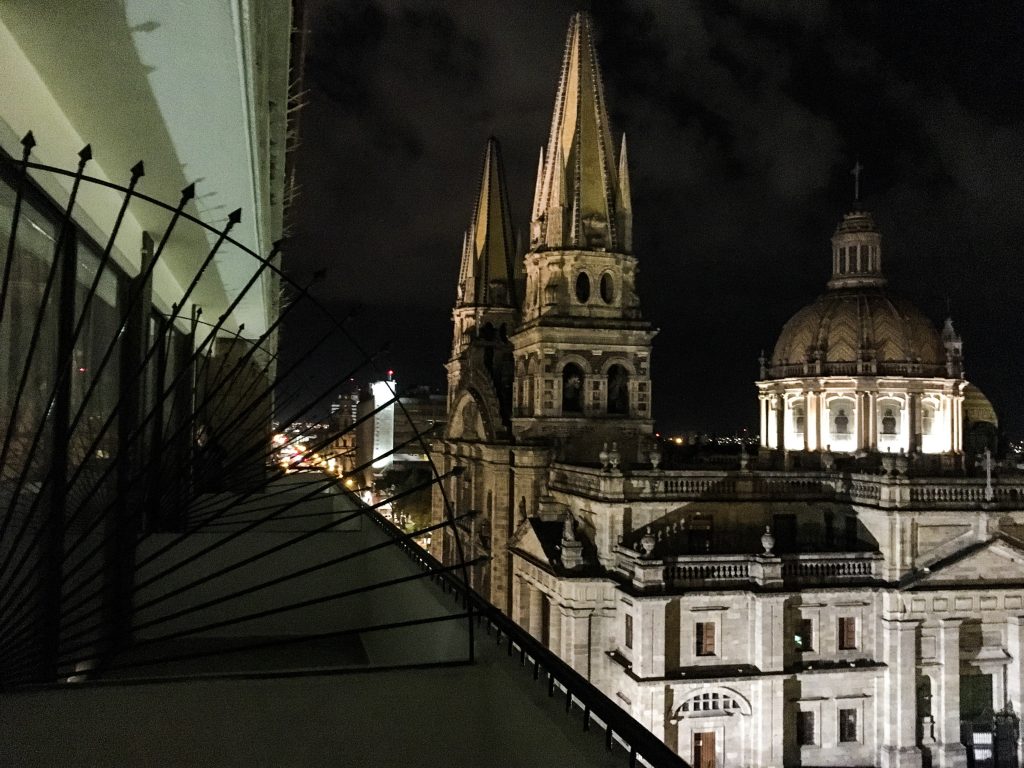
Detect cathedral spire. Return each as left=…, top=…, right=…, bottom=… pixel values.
left=530, top=11, right=628, bottom=253
left=458, top=137, right=520, bottom=308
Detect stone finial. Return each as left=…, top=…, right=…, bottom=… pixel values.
left=649, top=445, right=662, bottom=471
left=562, top=514, right=576, bottom=542
left=640, top=526, right=656, bottom=557
left=895, top=447, right=909, bottom=476
left=599, top=441, right=610, bottom=471
left=761, top=525, right=775, bottom=555
left=821, top=444, right=835, bottom=472
left=881, top=451, right=896, bottom=477
left=608, top=441, right=621, bottom=471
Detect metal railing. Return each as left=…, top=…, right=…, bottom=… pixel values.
left=370, top=511, right=688, bottom=768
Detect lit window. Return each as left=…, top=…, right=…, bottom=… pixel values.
left=795, top=618, right=814, bottom=652
left=839, top=708, right=858, bottom=742
left=696, top=622, right=716, bottom=656
left=838, top=617, right=857, bottom=650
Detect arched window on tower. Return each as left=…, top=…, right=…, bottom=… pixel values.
left=562, top=363, right=584, bottom=413
left=607, top=364, right=629, bottom=415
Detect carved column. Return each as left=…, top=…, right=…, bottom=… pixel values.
left=804, top=391, right=812, bottom=451
left=760, top=396, right=768, bottom=448
left=776, top=397, right=786, bottom=451
left=908, top=393, right=920, bottom=454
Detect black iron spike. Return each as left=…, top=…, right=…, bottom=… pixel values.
left=0, top=173, right=202, bottom=616
left=0, top=154, right=146, bottom=578
left=0, top=136, right=92, bottom=557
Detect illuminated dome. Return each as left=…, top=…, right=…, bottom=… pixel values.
left=768, top=209, right=948, bottom=379
left=757, top=206, right=968, bottom=456
left=768, top=289, right=946, bottom=378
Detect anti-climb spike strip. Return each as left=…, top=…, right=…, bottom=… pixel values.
left=0, top=154, right=483, bottom=690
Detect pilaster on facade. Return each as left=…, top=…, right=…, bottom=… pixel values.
left=632, top=597, right=670, bottom=679
left=880, top=617, right=923, bottom=768
left=1007, top=616, right=1024, bottom=766
left=934, top=618, right=967, bottom=768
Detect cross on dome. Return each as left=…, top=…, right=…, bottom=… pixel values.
left=850, top=160, right=864, bottom=203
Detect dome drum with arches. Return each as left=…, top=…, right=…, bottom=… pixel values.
left=756, top=205, right=992, bottom=458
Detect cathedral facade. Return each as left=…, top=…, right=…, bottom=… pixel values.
left=432, top=12, right=1022, bottom=768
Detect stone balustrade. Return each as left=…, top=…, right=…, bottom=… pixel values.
left=548, top=462, right=1024, bottom=511
left=616, top=548, right=883, bottom=591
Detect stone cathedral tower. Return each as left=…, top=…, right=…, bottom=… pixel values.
left=512, top=11, right=656, bottom=463
left=432, top=11, right=656, bottom=611
left=447, top=137, right=523, bottom=432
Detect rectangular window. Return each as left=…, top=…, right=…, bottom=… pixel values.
left=796, top=618, right=814, bottom=652
left=838, top=617, right=857, bottom=650
left=695, top=622, right=716, bottom=656
left=797, top=711, right=816, bottom=746
left=624, top=614, right=633, bottom=649
left=839, top=708, right=858, bottom=742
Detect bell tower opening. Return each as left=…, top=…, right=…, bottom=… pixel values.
left=562, top=363, right=584, bottom=414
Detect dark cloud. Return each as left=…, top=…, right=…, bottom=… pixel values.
left=288, top=0, right=1024, bottom=436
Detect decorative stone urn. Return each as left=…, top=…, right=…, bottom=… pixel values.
left=608, top=441, right=621, bottom=471
left=894, top=448, right=909, bottom=476
left=599, top=442, right=609, bottom=471
left=821, top=446, right=835, bottom=472
left=640, top=526, right=656, bottom=557
left=881, top=451, right=896, bottom=477
left=649, top=446, right=662, bottom=470
left=761, top=525, right=775, bottom=555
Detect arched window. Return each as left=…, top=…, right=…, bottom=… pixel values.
left=921, top=404, right=935, bottom=435
left=673, top=688, right=751, bottom=718
left=793, top=405, right=805, bottom=435
left=600, top=272, right=615, bottom=303
left=562, top=363, right=584, bottom=413
left=607, top=364, right=629, bottom=415
left=833, top=408, right=850, bottom=435
left=575, top=272, right=591, bottom=303
left=679, top=692, right=741, bottom=713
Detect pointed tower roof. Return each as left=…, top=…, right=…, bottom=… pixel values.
left=457, top=137, right=520, bottom=308
left=530, top=12, right=629, bottom=253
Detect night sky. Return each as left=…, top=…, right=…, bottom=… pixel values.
left=287, top=0, right=1024, bottom=438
